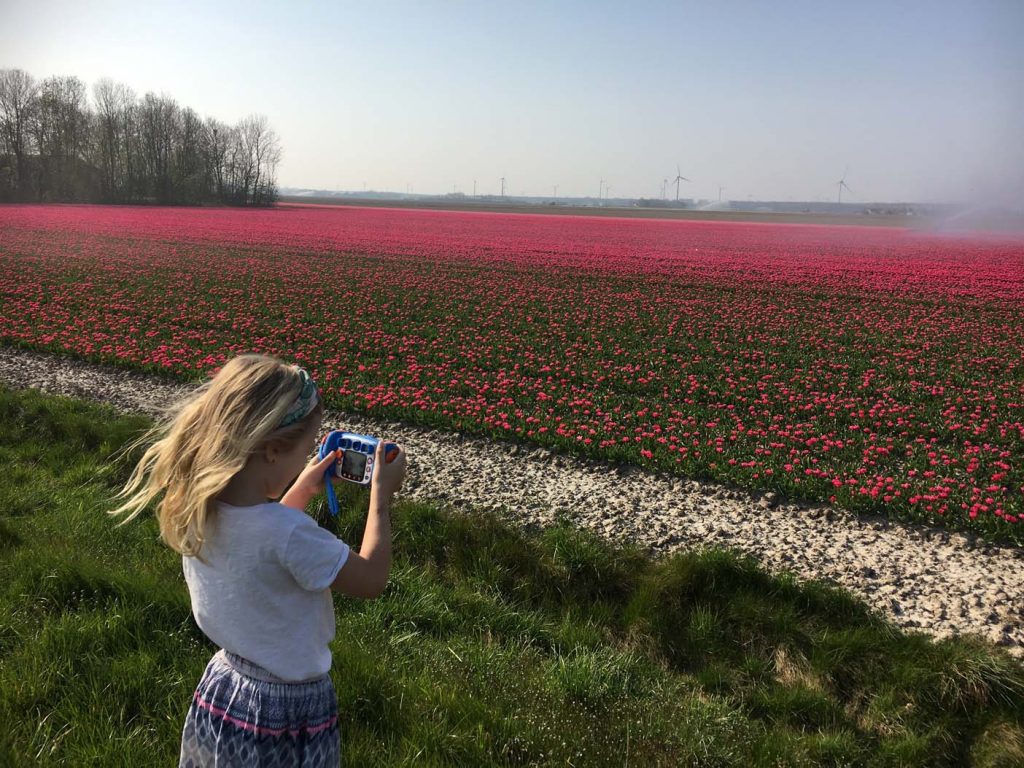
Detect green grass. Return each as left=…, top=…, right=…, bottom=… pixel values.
left=1, top=381, right=1023, bottom=766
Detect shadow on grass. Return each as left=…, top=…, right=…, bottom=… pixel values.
left=319, top=477, right=1024, bottom=764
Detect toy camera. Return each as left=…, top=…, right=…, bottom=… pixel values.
left=317, top=430, right=400, bottom=516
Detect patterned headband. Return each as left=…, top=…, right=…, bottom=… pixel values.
left=278, top=367, right=320, bottom=428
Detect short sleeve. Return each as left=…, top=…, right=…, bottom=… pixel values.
left=280, top=519, right=351, bottom=592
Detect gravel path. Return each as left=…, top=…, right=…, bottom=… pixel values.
left=1, top=346, right=1021, bottom=656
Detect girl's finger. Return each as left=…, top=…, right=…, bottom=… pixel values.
left=319, top=448, right=342, bottom=465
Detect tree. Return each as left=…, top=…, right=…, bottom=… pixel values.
left=0, top=68, right=39, bottom=200
left=92, top=78, right=136, bottom=202
left=30, top=75, right=92, bottom=201
left=1, top=67, right=281, bottom=206
left=238, top=113, right=281, bottom=205
left=203, top=117, right=231, bottom=201
left=138, top=92, right=180, bottom=203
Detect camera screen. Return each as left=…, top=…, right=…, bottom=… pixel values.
left=341, top=450, right=367, bottom=478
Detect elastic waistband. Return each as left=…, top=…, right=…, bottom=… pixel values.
left=216, top=649, right=326, bottom=685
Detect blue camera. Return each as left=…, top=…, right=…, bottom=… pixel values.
left=317, top=430, right=400, bottom=516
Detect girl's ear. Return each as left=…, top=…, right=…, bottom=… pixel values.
left=260, top=438, right=284, bottom=464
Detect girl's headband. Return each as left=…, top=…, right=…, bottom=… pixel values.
left=278, top=367, right=320, bottom=428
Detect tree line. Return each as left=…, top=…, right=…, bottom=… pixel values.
left=0, top=68, right=281, bottom=206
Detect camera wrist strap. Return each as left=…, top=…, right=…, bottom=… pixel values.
left=324, top=472, right=340, bottom=517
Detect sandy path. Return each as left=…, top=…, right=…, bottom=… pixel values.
left=1, top=346, right=1021, bottom=656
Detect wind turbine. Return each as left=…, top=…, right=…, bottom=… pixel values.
left=836, top=169, right=852, bottom=203
left=500, top=176, right=506, bottom=197
left=672, top=164, right=690, bottom=201
left=662, top=178, right=668, bottom=199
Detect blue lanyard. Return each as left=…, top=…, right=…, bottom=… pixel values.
left=324, top=470, right=341, bottom=517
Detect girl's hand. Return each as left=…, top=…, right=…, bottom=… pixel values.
left=281, top=449, right=341, bottom=510
left=371, top=440, right=407, bottom=497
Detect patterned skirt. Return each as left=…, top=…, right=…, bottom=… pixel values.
left=179, top=649, right=340, bottom=767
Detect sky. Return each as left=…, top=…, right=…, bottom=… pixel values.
left=2, top=0, right=1022, bottom=203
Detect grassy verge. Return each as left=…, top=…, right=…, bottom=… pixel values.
left=1, top=381, right=1023, bottom=766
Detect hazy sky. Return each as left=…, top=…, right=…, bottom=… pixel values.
left=2, top=0, right=1022, bottom=202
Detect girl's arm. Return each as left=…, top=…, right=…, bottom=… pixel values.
left=329, top=486, right=392, bottom=598
left=279, top=483, right=315, bottom=511
left=331, top=441, right=406, bottom=599
left=280, top=449, right=340, bottom=511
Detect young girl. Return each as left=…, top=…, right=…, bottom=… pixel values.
left=108, top=353, right=407, bottom=767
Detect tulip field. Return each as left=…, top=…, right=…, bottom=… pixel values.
left=1, top=203, right=1022, bottom=541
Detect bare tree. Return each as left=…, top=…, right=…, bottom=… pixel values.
left=223, top=124, right=250, bottom=204
left=138, top=92, right=180, bottom=202
left=253, top=117, right=282, bottom=205
left=92, top=78, right=136, bottom=201
left=174, top=107, right=206, bottom=202
left=203, top=117, right=230, bottom=200
left=237, top=113, right=281, bottom=205
left=231, top=118, right=256, bottom=204
left=3, top=68, right=280, bottom=206
left=31, top=75, right=92, bottom=200
left=0, top=68, right=39, bottom=200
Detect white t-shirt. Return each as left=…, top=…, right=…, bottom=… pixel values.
left=182, top=501, right=351, bottom=682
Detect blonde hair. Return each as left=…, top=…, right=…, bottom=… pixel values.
left=107, top=353, right=324, bottom=557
